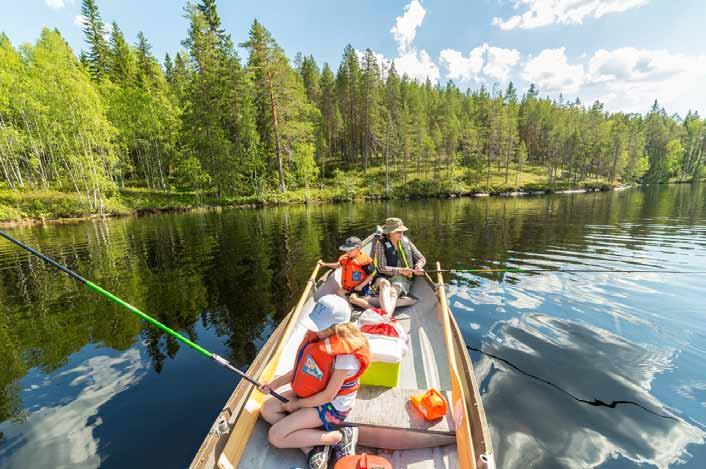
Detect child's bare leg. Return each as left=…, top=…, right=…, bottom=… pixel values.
left=349, top=293, right=372, bottom=310
left=335, top=288, right=348, bottom=298
left=268, top=407, right=343, bottom=454
left=261, top=390, right=297, bottom=425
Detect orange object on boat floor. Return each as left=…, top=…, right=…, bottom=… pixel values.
left=410, top=388, right=448, bottom=421
left=334, top=453, right=393, bottom=469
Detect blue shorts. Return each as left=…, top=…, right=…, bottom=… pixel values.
left=316, top=403, right=350, bottom=431
left=347, top=284, right=371, bottom=297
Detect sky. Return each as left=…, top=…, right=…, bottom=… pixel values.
left=2, top=0, right=706, bottom=116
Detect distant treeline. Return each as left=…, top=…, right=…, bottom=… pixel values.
left=0, top=0, right=705, bottom=209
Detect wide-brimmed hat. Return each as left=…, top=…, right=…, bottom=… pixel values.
left=381, top=217, right=408, bottom=234
left=339, top=236, right=362, bottom=251
left=300, top=294, right=351, bottom=332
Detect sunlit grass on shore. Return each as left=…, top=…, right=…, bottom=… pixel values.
left=0, top=164, right=618, bottom=223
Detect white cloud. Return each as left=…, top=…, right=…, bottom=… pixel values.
left=385, top=0, right=440, bottom=83
left=73, top=15, right=88, bottom=27
left=391, top=0, right=426, bottom=53
left=523, top=47, right=585, bottom=93
left=584, top=47, right=706, bottom=113
left=441, top=43, right=520, bottom=84
left=588, top=47, right=693, bottom=84
left=484, top=46, right=522, bottom=82
left=46, top=0, right=65, bottom=9
left=493, top=0, right=649, bottom=31
left=395, top=49, right=440, bottom=83
left=521, top=46, right=706, bottom=114
left=440, top=47, right=485, bottom=82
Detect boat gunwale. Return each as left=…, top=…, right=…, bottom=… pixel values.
left=191, top=233, right=493, bottom=468
left=189, top=306, right=295, bottom=468
left=442, top=272, right=495, bottom=467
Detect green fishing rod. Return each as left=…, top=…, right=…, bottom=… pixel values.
left=0, top=230, right=288, bottom=403
left=425, top=267, right=706, bottom=274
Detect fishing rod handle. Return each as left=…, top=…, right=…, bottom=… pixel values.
left=269, top=389, right=289, bottom=403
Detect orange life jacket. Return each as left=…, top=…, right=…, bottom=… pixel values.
left=291, top=331, right=370, bottom=398
left=339, top=252, right=373, bottom=291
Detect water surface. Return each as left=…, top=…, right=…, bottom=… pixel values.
left=1, top=184, right=706, bottom=468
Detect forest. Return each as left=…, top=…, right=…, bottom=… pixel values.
left=1, top=0, right=705, bottom=220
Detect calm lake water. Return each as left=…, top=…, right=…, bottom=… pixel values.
left=1, top=184, right=706, bottom=468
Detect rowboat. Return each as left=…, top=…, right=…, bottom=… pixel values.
left=190, top=234, right=494, bottom=468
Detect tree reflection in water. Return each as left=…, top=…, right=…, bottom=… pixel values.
left=1, top=183, right=706, bottom=467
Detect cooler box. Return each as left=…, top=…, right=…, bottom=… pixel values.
left=360, top=335, right=405, bottom=388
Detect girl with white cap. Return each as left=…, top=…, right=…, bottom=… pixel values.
left=258, top=294, right=370, bottom=469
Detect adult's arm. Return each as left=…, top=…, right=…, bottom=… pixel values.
left=408, top=239, right=426, bottom=270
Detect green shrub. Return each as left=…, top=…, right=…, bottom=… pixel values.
left=0, top=204, right=23, bottom=221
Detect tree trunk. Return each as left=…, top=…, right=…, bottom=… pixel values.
left=266, top=72, right=286, bottom=193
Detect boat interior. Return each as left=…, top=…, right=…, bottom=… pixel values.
left=234, top=272, right=461, bottom=468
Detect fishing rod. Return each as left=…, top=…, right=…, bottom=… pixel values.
left=0, top=230, right=288, bottom=403
left=425, top=267, right=706, bottom=275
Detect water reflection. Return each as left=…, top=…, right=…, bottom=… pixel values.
left=1, top=183, right=706, bottom=467
left=472, top=315, right=704, bottom=468
left=0, top=347, right=146, bottom=468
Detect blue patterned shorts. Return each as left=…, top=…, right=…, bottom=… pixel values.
left=316, top=403, right=350, bottom=431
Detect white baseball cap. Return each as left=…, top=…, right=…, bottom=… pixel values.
left=301, top=294, right=352, bottom=332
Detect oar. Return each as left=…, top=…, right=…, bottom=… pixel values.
left=0, top=230, right=288, bottom=403
left=425, top=267, right=706, bottom=274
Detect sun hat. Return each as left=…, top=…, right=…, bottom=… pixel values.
left=381, top=217, right=408, bottom=234
left=339, top=236, right=362, bottom=252
left=300, top=294, right=352, bottom=332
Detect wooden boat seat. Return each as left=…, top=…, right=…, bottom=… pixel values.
left=344, top=386, right=456, bottom=436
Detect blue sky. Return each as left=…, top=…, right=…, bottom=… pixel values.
left=3, top=1, right=706, bottom=115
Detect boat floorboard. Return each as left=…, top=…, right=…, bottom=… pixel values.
left=236, top=277, right=455, bottom=468
left=345, top=387, right=455, bottom=435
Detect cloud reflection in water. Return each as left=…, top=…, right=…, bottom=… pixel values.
left=473, top=314, right=704, bottom=468
left=0, top=348, right=146, bottom=468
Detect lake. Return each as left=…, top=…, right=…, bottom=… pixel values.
left=1, top=184, right=706, bottom=468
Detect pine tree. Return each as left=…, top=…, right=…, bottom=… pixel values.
left=80, top=0, right=109, bottom=79
left=318, top=63, right=338, bottom=177
left=300, top=55, right=321, bottom=104
left=181, top=0, right=255, bottom=195
left=336, top=45, right=362, bottom=163
left=243, top=20, right=317, bottom=193
left=108, top=22, right=135, bottom=84
left=360, top=49, right=382, bottom=172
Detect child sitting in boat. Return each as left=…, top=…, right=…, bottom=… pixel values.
left=319, top=236, right=375, bottom=310
left=258, top=294, right=371, bottom=469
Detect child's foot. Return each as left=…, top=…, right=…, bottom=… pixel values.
left=331, top=426, right=358, bottom=462
left=307, top=445, right=331, bottom=469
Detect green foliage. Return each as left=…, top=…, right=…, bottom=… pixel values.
left=332, top=168, right=358, bottom=201
left=291, top=141, right=318, bottom=189
left=0, top=0, right=704, bottom=222
left=665, top=139, right=685, bottom=177
left=0, top=188, right=128, bottom=220
left=80, top=0, right=109, bottom=79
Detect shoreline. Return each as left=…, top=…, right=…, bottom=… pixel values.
left=0, top=183, right=633, bottom=228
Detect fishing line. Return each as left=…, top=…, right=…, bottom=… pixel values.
left=467, top=345, right=678, bottom=422
left=427, top=268, right=706, bottom=275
